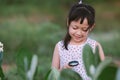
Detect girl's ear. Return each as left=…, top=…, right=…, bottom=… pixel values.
left=90, top=23, right=95, bottom=31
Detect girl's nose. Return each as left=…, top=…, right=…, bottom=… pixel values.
left=76, top=30, right=82, bottom=35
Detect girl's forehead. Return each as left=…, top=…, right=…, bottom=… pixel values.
left=71, top=18, right=89, bottom=26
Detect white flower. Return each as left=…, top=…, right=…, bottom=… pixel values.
left=0, top=42, right=3, bottom=52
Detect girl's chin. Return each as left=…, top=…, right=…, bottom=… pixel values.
left=73, top=38, right=87, bottom=43
left=71, top=37, right=87, bottom=43
left=73, top=39, right=83, bottom=43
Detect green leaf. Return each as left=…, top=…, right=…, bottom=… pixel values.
left=15, top=49, right=33, bottom=79
left=116, top=68, right=120, bottom=80
left=94, top=57, right=113, bottom=80
left=83, top=44, right=95, bottom=77
left=98, top=65, right=118, bottom=80
left=94, top=46, right=101, bottom=67
left=0, top=52, right=5, bottom=80
left=0, top=66, right=5, bottom=80
left=46, top=67, right=60, bottom=80
left=60, top=69, right=82, bottom=80
left=0, top=52, right=3, bottom=66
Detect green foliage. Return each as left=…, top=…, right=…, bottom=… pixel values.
left=16, top=52, right=38, bottom=80
left=83, top=44, right=119, bottom=80
left=60, top=69, right=82, bottom=80
left=93, top=58, right=113, bottom=80
left=94, top=46, right=101, bottom=67
left=0, top=66, right=5, bottom=80
left=26, top=54, right=38, bottom=80
left=0, top=0, right=119, bottom=5
left=0, top=20, right=64, bottom=79
left=0, top=0, right=120, bottom=79
left=83, top=44, right=95, bottom=77
left=0, top=42, right=5, bottom=80
left=98, top=66, right=118, bottom=80
left=46, top=68, right=82, bottom=80
left=83, top=44, right=100, bottom=77
left=0, top=52, right=3, bottom=66
left=0, top=20, right=64, bottom=57
left=46, top=67, right=60, bottom=80
left=16, top=50, right=33, bottom=80
left=0, top=52, right=5, bottom=79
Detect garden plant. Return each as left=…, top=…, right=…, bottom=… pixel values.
left=46, top=44, right=120, bottom=80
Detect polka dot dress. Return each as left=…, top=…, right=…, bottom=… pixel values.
left=57, top=38, right=96, bottom=80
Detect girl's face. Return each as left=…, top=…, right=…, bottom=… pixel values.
left=69, top=18, right=91, bottom=44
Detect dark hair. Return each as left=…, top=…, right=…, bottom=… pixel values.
left=63, top=3, right=95, bottom=50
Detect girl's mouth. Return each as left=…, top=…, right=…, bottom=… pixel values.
left=74, top=36, right=83, bottom=39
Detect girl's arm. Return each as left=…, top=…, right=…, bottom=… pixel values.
left=51, top=43, right=72, bottom=71
left=96, top=42, right=105, bottom=61
left=51, top=44, right=60, bottom=70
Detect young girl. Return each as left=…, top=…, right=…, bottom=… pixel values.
left=52, top=1, right=105, bottom=80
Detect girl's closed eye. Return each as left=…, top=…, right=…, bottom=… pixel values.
left=82, top=27, right=89, bottom=32
left=72, top=25, right=78, bottom=30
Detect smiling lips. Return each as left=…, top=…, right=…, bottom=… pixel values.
left=74, top=36, right=83, bottom=41
left=74, top=35, right=83, bottom=39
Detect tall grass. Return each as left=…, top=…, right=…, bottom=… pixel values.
left=0, top=20, right=64, bottom=63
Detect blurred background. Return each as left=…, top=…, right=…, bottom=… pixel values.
left=0, top=0, right=120, bottom=79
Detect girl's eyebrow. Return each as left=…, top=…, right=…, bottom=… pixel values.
left=71, top=24, right=78, bottom=27
left=73, top=25, right=79, bottom=27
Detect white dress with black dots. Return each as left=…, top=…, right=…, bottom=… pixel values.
left=57, top=38, right=96, bottom=80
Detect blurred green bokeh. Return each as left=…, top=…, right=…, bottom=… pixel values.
left=0, top=0, right=120, bottom=79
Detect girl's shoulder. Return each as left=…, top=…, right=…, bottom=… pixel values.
left=56, top=40, right=64, bottom=49
left=57, top=40, right=64, bottom=46
left=56, top=40, right=65, bottom=52
left=87, top=38, right=102, bottom=47
left=87, top=38, right=97, bottom=45
left=86, top=38, right=98, bottom=53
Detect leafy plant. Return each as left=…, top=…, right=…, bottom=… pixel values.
left=46, top=67, right=60, bottom=80
left=60, top=69, right=82, bottom=80
left=46, top=44, right=120, bottom=80
left=0, top=42, right=5, bottom=80
left=83, top=44, right=119, bottom=80
left=16, top=50, right=38, bottom=80
left=25, top=54, right=38, bottom=80
left=46, top=68, right=82, bottom=80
